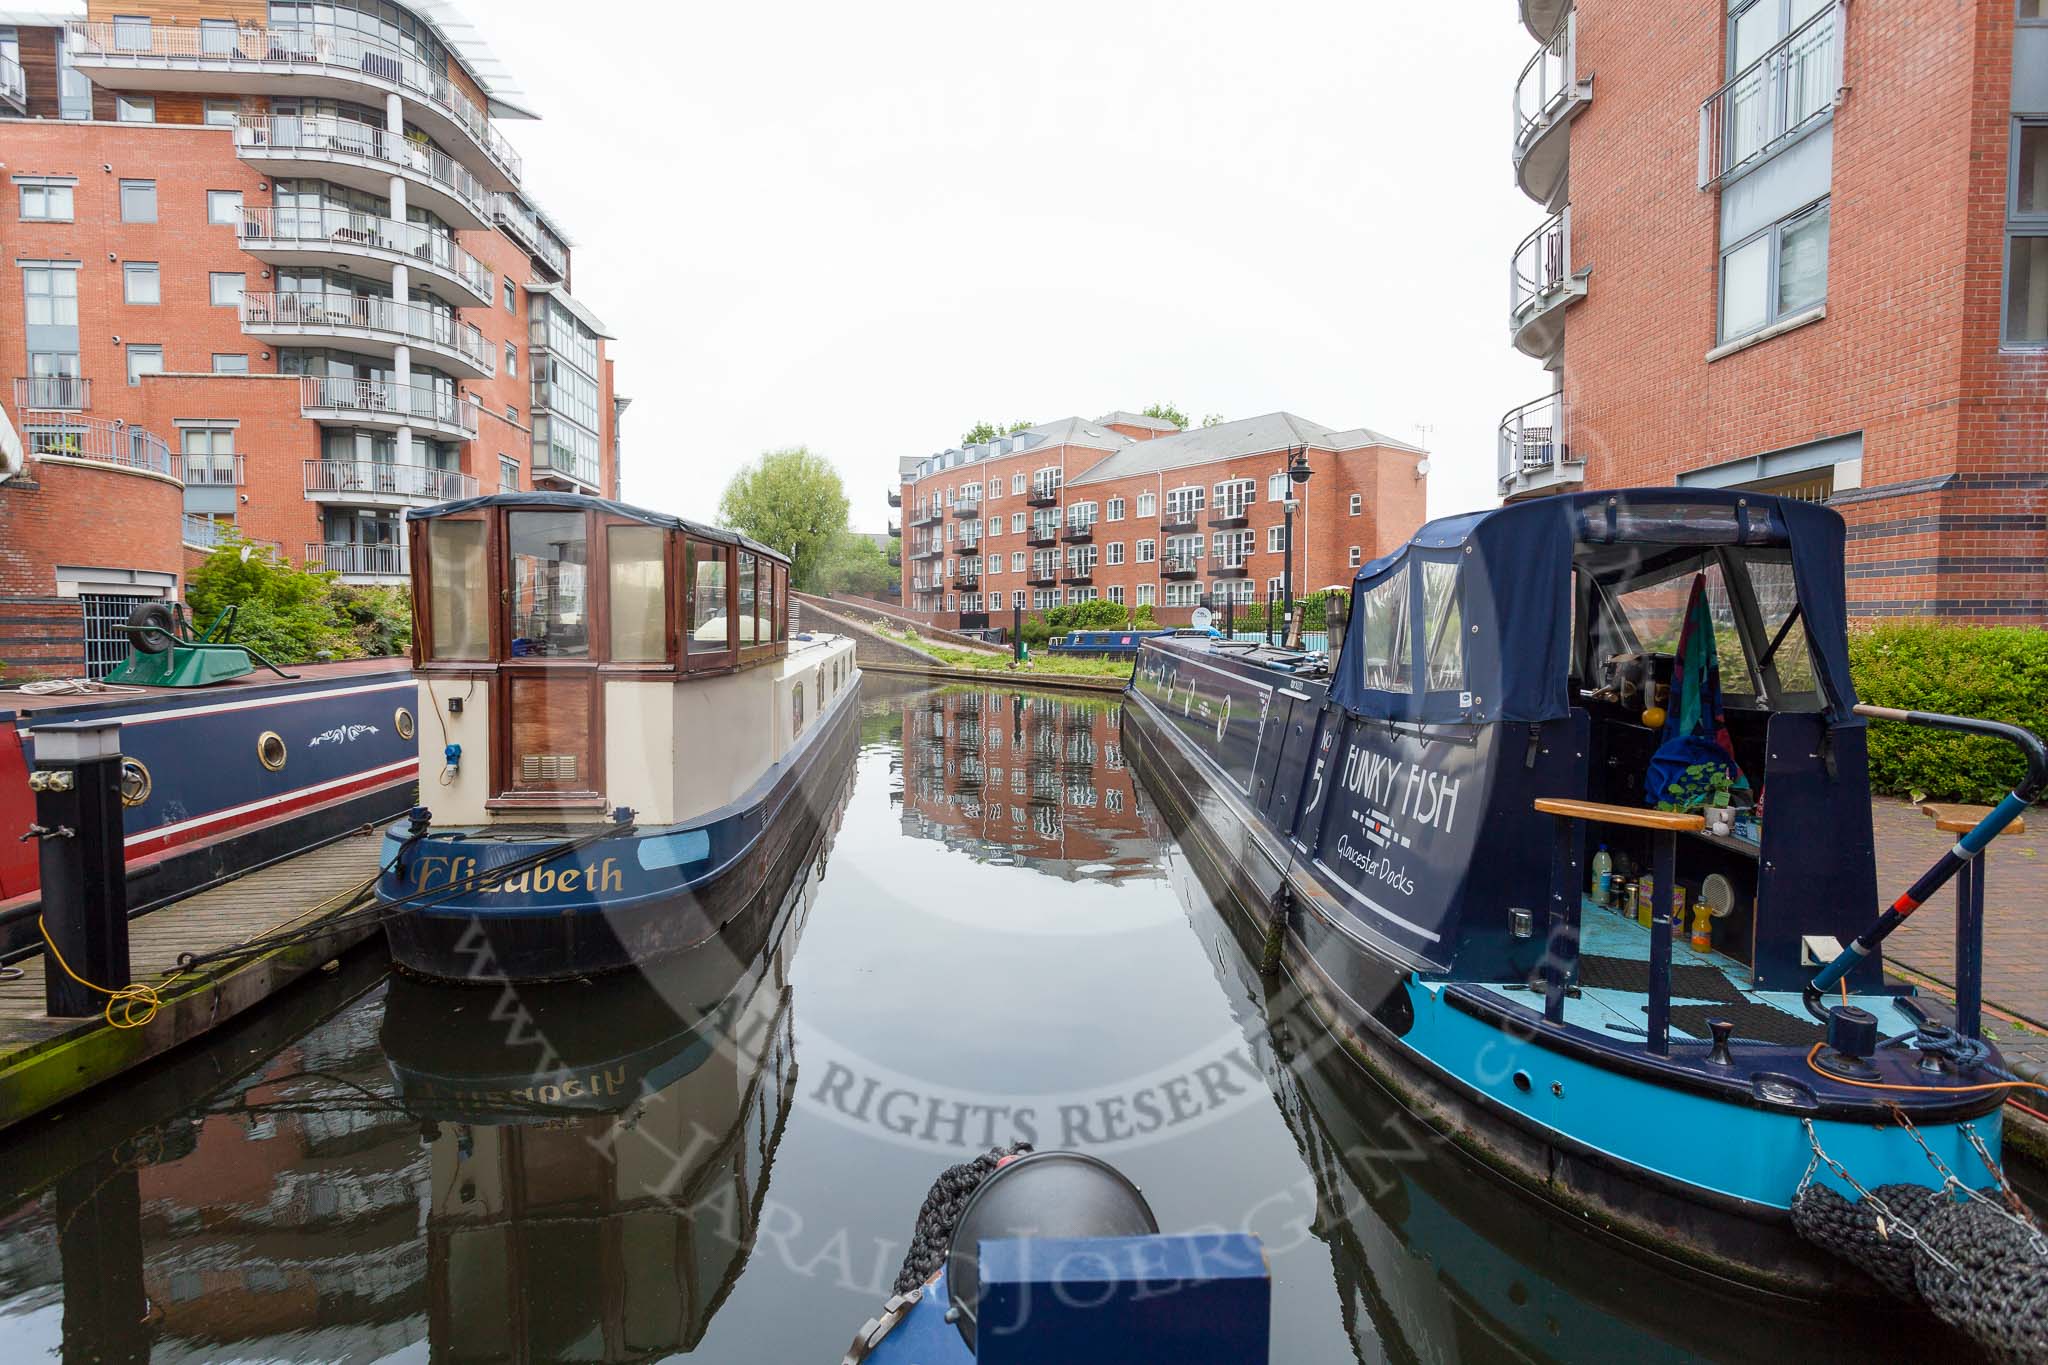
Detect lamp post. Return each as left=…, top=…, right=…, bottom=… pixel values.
left=1281, top=445, right=1312, bottom=644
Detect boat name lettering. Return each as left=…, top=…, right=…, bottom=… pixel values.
left=308, top=723, right=380, bottom=745
left=1338, top=744, right=1461, bottom=835
left=408, top=854, right=626, bottom=895
left=1333, top=833, right=1417, bottom=897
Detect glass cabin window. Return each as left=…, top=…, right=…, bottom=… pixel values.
left=687, top=542, right=731, bottom=654
left=427, top=519, right=487, bottom=659
left=774, top=564, right=789, bottom=640
left=1358, top=564, right=1413, bottom=691
left=737, top=553, right=759, bottom=645
left=607, top=524, right=666, bottom=663
left=507, top=510, right=589, bottom=658
left=1421, top=561, right=1464, bottom=691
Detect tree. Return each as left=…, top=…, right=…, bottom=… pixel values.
left=962, top=419, right=1034, bottom=447
left=813, top=530, right=896, bottom=596
left=1142, top=403, right=1189, bottom=430
left=186, top=538, right=390, bottom=664
left=718, top=447, right=850, bottom=590
left=1201, top=413, right=1226, bottom=428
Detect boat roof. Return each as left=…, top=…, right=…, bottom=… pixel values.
left=1330, top=488, right=1857, bottom=726
left=409, top=492, right=790, bottom=565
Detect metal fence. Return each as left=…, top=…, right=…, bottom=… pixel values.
left=1697, top=0, right=1844, bottom=189
left=80, top=592, right=153, bottom=679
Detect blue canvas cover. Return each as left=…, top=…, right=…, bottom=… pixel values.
left=1329, top=490, right=1859, bottom=726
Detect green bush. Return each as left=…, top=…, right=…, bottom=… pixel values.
left=186, top=537, right=413, bottom=666
left=1849, top=623, right=2048, bottom=804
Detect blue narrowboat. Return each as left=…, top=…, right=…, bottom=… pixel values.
left=373, top=492, right=861, bottom=983
left=1122, top=489, right=2043, bottom=1301
left=1045, top=627, right=1211, bottom=659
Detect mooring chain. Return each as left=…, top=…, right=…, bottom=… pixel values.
left=1801, top=1118, right=1963, bottom=1277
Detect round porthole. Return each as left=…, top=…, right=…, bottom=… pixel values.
left=1511, top=1070, right=1533, bottom=1094
left=395, top=707, right=416, bottom=741
left=118, top=757, right=152, bottom=808
left=257, top=731, right=287, bottom=771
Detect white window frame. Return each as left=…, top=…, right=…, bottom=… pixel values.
left=115, top=93, right=155, bottom=123
left=1349, top=493, right=1363, bottom=515
left=1136, top=491, right=1156, bottom=517
left=1349, top=545, right=1363, bottom=567
left=1137, top=538, right=1156, bottom=563
left=1012, top=472, right=1026, bottom=494
left=1106, top=541, right=1124, bottom=565
left=1106, top=496, right=1125, bottom=521
left=17, top=180, right=76, bottom=222
left=1136, top=583, right=1156, bottom=607
left=1164, top=484, right=1205, bottom=520
left=1108, top=585, right=1125, bottom=605
left=1718, top=195, right=1829, bottom=344
left=1214, top=477, right=1255, bottom=517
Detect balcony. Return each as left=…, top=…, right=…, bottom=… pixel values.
left=182, top=456, right=246, bottom=487
left=949, top=498, right=982, bottom=517
left=299, top=375, right=478, bottom=441
left=13, top=376, right=90, bottom=412
left=305, top=540, right=405, bottom=580
left=304, top=459, right=478, bottom=508
left=1497, top=391, right=1585, bottom=500
left=909, top=506, right=941, bottom=528
left=182, top=514, right=282, bottom=556
left=0, top=50, right=23, bottom=113
left=887, top=520, right=901, bottom=537
left=1206, top=508, right=1249, bottom=531
left=1159, top=513, right=1198, bottom=534
left=16, top=412, right=174, bottom=479
left=491, top=195, right=569, bottom=281
left=887, top=490, right=902, bottom=508
left=1026, top=526, right=1059, bottom=548
left=1060, top=523, right=1095, bottom=544
left=912, top=544, right=944, bottom=561
left=242, top=292, right=494, bottom=380
left=234, top=115, right=491, bottom=230
left=237, top=207, right=494, bottom=308
left=1698, top=2, right=1843, bottom=190
left=1509, top=207, right=1586, bottom=367
left=1211, top=561, right=1249, bottom=580
left=1161, top=556, right=1200, bottom=581
left=1026, top=572, right=1059, bottom=588
left=1512, top=5, right=1590, bottom=209
left=953, top=573, right=981, bottom=591
left=1026, top=486, right=1060, bottom=508
left=71, top=20, right=522, bottom=190
left=1060, top=569, right=1094, bottom=586
left=534, top=446, right=602, bottom=493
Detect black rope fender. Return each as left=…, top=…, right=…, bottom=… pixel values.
left=890, top=1141, right=1032, bottom=1296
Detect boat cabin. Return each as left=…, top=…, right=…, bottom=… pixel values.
left=1323, top=489, right=1875, bottom=998
left=406, top=493, right=852, bottom=827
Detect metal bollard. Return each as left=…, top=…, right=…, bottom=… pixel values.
left=26, top=720, right=127, bottom=1018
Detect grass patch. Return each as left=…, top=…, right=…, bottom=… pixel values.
left=869, top=623, right=1133, bottom=679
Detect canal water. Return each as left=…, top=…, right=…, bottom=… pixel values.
left=0, top=676, right=1975, bottom=1362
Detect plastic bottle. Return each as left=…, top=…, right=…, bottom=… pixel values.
left=1591, top=845, right=1613, bottom=909
left=1690, top=903, right=1714, bottom=953
left=1637, top=875, right=1655, bottom=929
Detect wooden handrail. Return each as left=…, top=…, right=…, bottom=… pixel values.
left=1533, top=798, right=1705, bottom=833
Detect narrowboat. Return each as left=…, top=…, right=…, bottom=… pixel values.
left=0, top=657, right=418, bottom=959
left=1044, top=627, right=1210, bottom=659
left=374, top=492, right=861, bottom=983
left=1123, top=489, right=2044, bottom=1303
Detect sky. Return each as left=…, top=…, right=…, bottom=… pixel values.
left=481, top=1, right=1548, bottom=532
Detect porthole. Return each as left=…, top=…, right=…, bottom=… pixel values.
left=118, top=757, right=152, bottom=808
left=257, top=731, right=287, bottom=771
left=1511, top=1070, right=1533, bottom=1094
left=395, top=707, right=416, bottom=741
left=792, top=683, right=806, bottom=738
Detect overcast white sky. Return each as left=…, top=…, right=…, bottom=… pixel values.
left=483, top=2, right=1546, bottom=532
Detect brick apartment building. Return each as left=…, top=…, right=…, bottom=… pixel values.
left=0, top=0, right=624, bottom=677
left=1502, top=0, right=2047, bottom=619
left=892, top=411, right=1428, bottom=629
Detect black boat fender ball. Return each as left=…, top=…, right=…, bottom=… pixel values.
left=944, top=1149, right=1160, bottom=1351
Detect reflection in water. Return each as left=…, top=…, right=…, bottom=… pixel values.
left=898, top=686, right=1161, bottom=882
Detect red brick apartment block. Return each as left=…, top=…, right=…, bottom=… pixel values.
left=1503, top=0, right=2046, bottom=619
left=893, top=412, right=1429, bottom=629
left=0, top=2, right=626, bottom=677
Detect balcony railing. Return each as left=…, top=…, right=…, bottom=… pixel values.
left=1509, top=205, right=1585, bottom=354
left=243, top=292, right=493, bottom=374
left=306, top=541, right=405, bottom=577
left=1698, top=1, right=1844, bottom=189
left=1160, top=511, right=1199, bottom=533
left=887, top=490, right=902, bottom=508
left=71, top=20, right=521, bottom=184
left=887, top=520, right=901, bottom=537
left=299, top=375, right=479, bottom=436
left=1060, top=523, right=1094, bottom=543
left=535, top=444, right=601, bottom=490
left=234, top=115, right=490, bottom=222
left=1512, top=5, right=1589, bottom=206
left=1026, top=526, right=1059, bottom=547
left=304, top=459, right=477, bottom=502
left=1027, top=485, right=1060, bottom=507
left=909, top=506, right=942, bottom=527
left=0, top=51, right=24, bottom=109
left=13, top=376, right=90, bottom=411
left=1497, top=391, right=1581, bottom=490
left=182, top=456, right=246, bottom=487
left=1161, top=555, right=1200, bottom=579
left=238, top=206, right=493, bottom=301
left=183, top=515, right=282, bottom=555
left=17, top=413, right=173, bottom=478
left=492, top=195, right=570, bottom=279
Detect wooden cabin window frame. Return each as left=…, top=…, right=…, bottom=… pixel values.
left=490, top=505, right=605, bottom=810
left=683, top=537, right=738, bottom=674
left=773, top=562, right=790, bottom=643
left=413, top=514, right=497, bottom=667
left=598, top=515, right=677, bottom=673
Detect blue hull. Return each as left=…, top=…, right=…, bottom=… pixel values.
left=376, top=673, right=861, bottom=982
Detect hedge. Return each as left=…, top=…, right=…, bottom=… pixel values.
left=1849, top=623, right=2048, bottom=805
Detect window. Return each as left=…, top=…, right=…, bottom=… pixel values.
left=1421, top=560, right=1464, bottom=691
left=1107, top=496, right=1125, bottom=521
left=123, top=262, right=160, bottom=305
left=1164, top=485, right=1205, bottom=521
left=1136, top=584, right=1156, bottom=607
left=987, top=554, right=1000, bottom=575
left=1349, top=493, right=1363, bottom=515
left=500, top=456, right=519, bottom=490
left=1165, top=581, right=1204, bottom=607
left=203, top=99, right=239, bottom=126
left=56, top=27, right=89, bottom=120
left=207, top=190, right=242, bottom=225
left=427, top=520, right=488, bottom=659
left=506, top=405, right=518, bottom=424
left=1358, top=563, right=1413, bottom=691
left=211, top=353, right=248, bottom=373
left=1349, top=546, right=1362, bottom=567
left=180, top=427, right=236, bottom=485
left=126, top=345, right=163, bottom=385
left=199, top=19, right=236, bottom=53
left=2006, top=120, right=2048, bottom=346
left=209, top=272, right=245, bottom=307
left=112, top=14, right=150, bottom=50
left=1267, top=525, right=1286, bottom=554
left=24, top=268, right=78, bottom=326
left=503, top=278, right=517, bottom=313
left=1067, top=500, right=1097, bottom=528
left=1013, top=591, right=1026, bottom=609
left=1012, top=472, right=1025, bottom=494
left=506, top=511, right=590, bottom=657
left=1214, top=530, right=1253, bottom=567
left=116, top=94, right=155, bottom=123
left=1009, top=512, right=1024, bottom=533
left=1012, top=551, right=1025, bottom=571
left=1137, top=538, right=1156, bottom=563
left=505, top=343, right=517, bottom=377
left=1267, top=472, right=1288, bottom=500
left=1108, top=585, right=1125, bottom=605
left=1136, top=491, right=1156, bottom=517
left=119, top=181, right=156, bottom=223
left=1267, top=576, right=1283, bottom=597
left=19, top=182, right=74, bottom=221
left=1106, top=541, right=1124, bottom=565
left=1720, top=198, right=1829, bottom=342
left=608, top=525, right=667, bottom=662
left=1214, top=478, right=1255, bottom=518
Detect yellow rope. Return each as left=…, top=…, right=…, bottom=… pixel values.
left=38, top=916, right=179, bottom=1030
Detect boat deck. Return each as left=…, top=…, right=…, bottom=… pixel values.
left=0, top=831, right=387, bottom=1130
left=0, top=656, right=409, bottom=718
left=1467, top=898, right=1914, bottom=1048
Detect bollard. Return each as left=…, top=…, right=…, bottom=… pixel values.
left=28, top=720, right=127, bottom=1018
